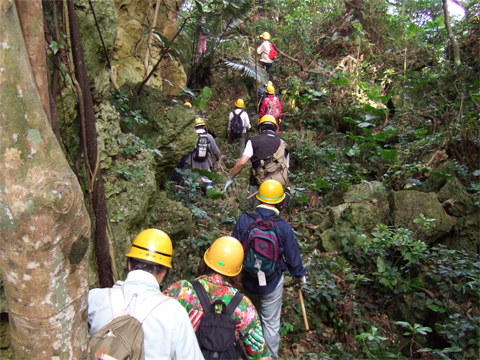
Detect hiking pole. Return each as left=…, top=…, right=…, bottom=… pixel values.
left=217, top=160, right=227, bottom=174
left=298, top=288, right=309, bottom=331
left=246, top=190, right=259, bottom=201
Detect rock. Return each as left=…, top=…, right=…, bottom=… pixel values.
left=95, top=103, right=122, bottom=169
left=445, top=211, right=480, bottom=255
left=128, top=86, right=198, bottom=184
left=207, top=101, right=230, bottom=138
left=162, top=58, right=188, bottom=96
left=76, top=0, right=118, bottom=98
left=437, top=178, right=474, bottom=217
left=343, top=181, right=386, bottom=203
left=424, top=161, right=457, bottom=192
left=388, top=190, right=457, bottom=243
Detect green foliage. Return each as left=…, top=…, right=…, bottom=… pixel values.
left=48, top=34, right=69, bottom=55
left=180, top=86, right=212, bottom=111
left=115, top=165, right=144, bottom=181
left=111, top=90, right=148, bottom=130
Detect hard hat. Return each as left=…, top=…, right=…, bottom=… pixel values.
left=260, top=32, right=271, bottom=40
left=256, top=180, right=285, bottom=204
left=204, top=236, right=243, bottom=276
left=184, top=102, right=192, bottom=107
left=195, top=118, right=206, bottom=127
left=125, top=229, right=173, bottom=268
left=258, top=115, right=278, bottom=129
left=266, top=85, right=275, bottom=94
left=235, top=99, right=244, bottom=108
left=267, top=81, right=273, bottom=87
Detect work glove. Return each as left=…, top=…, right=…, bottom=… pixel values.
left=294, top=276, right=307, bottom=289
left=223, top=177, right=233, bottom=192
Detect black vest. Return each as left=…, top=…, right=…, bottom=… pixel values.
left=249, top=131, right=288, bottom=170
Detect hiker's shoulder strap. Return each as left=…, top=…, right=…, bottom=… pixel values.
left=225, top=291, right=243, bottom=317
left=110, top=286, right=128, bottom=318
left=190, top=280, right=213, bottom=314
left=134, top=293, right=171, bottom=323
left=246, top=211, right=258, bottom=220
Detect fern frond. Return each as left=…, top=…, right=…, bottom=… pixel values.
left=224, top=58, right=269, bottom=84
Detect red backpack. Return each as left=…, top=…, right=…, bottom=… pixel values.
left=268, top=44, right=277, bottom=59
left=265, top=97, right=280, bottom=119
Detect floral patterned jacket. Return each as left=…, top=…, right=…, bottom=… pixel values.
left=164, top=275, right=270, bottom=359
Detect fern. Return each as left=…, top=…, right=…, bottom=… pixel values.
left=224, top=58, right=269, bottom=84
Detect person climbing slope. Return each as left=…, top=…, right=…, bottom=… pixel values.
left=164, top=236, right=271, bottom=360
left=257, top=32, right=276, bottom=82
left=186, top=118, right=221, bottom=189
left=228, top=98, right=251, bottom=150
left=259, top=85, right=282, bottom=133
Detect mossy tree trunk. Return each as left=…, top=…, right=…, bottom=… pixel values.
left=0, top=1, right=91, bottom=358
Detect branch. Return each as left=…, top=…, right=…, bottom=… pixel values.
left=275, top=45, right=329, bottom=75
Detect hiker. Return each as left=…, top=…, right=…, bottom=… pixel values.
left=232, top=180, right=307, bottom=359
left=257, top=81, right=273, bottom=110
left=88, top=229, right=204, bottom=360
left=164, top=236, right=271, bottom=360
left=186, top=117, right=222, bottom=189
left=257, top=32, right=275, bottom=82
left=259, top=85, right=282, bottom=133
left=224, top=115, right=289, bottom=211
left=228, top=98, right=251, bottom=150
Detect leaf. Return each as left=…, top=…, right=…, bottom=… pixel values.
left=358, top=122, right=374, bottom=128
left=179, top=86, right=195, bottom=97
left=380, top=149, right=397, bottom=161
left=394, top=321, right=412, bottom=329
left=376, top=255, right=386, bottom=273
left=189, top=204, right=214, bottom=223
left=198, top=98, right=207, bottom=111
left=314, top=178, right=332, bottom=189
left=309, top=90, right=324, bottom=97
left=410, top=277, right=423, bottom=288
left=192, top=168, right=217, bottom=180
left=200, top=86, right=212, bottom=99
left=206, top=187, right=226, bottom=199
left=473, top=170, right=480, bottom=176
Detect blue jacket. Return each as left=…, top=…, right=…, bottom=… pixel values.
left=232, top=207, right=307, bottom=295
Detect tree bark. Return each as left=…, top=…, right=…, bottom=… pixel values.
left=15, top=0, right=51, bottom=122
left=442, top=0, right=461, bottom=65
left=66, top=0, right=115, bottom=288
left=0, top=1, right=91, bottom=358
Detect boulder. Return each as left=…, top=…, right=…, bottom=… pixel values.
left=343, top=181, right=387, bottom=203
left=388, top=191, right=457, bottom=243
left=128, top=86, right=198, bottom=184
left=445, top=211, right=480, bottom=255
left=437, top=178, right=474, bottom=217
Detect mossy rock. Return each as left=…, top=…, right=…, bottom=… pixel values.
left=437, top=177, right=475, bottom=217
left=443, top=211, right=480, bottom=255
left=388, top=190, right=457, bottom=243
left=343, top=181, right=387, bottom=203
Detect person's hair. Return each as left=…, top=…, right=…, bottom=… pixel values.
left=196, top=260, right=243, bottom=289
left=195, top=125, right=206, bottom=130
left=259, top=123, right=277, bottom=133
left=128, top=258, right=166, bottom=275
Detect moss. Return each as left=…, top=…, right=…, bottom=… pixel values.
left=68, top=235, right=89, bottom=266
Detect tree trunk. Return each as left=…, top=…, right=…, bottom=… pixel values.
left=66, top=0, right=115, bottom=288
left=0, top=1, right=91, bottom=359
left=15, top=0, right=51, bottom=122
left=442, top=0, right=461, bottom=65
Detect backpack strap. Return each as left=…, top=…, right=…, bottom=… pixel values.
left=225, top=291, right=248, bottom=360
left=246, top=211, right=258, bottom=220
left=191, top=280, right=213, bottom=314
left=109, top=286, right=130, bottom=318
left=134, top=293, right=171, bottom=323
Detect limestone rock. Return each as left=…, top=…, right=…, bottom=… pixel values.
left=446, top=211, right=480, bottom=255
left=388, top=190, right=457, bottom=243
left=343, top=181, right=386, bottom=203
left=437, top=178, right=474, bottom=217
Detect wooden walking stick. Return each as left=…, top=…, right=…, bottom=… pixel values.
left=246, top=190, right=259, bottom=201
left=298, top=288, right=309, bottom=331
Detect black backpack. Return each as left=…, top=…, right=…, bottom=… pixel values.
left=190, top=280, right=247, bottom=360
left=194, top=133, right=210, bottom=161
left=230, top=110, right=244, bottom=135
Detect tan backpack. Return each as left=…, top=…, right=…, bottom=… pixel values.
left=89, top=287, right=170, bottom=360
left=252, top=140, right=289, bottom=187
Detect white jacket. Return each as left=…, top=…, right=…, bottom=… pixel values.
left=228, top=108, right=251, bottom=134
left=88, top=270, right=204, bottom=360
left=257, top=41, right=273, bottom=63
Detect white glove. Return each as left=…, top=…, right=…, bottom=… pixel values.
left=223, top=177, right=233, bottom=192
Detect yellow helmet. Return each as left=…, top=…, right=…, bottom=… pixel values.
left=195, top=118, right=206, bottom=127
left=258, top=115, right=278, bottom=130
left=260, top=32, right=271, bottom=40
left=257, top=180, right=285, bottom=204
left=204, top=236, right=243, bottom=276
left=266, top=85, right=275, bottom=94
left=267, top=81, right=273, bottom=87
left=235, top=99, right=244, bottom=108
left=125, top=229, right=173, bottom=268
left=184, top=102, right=192, bottom=107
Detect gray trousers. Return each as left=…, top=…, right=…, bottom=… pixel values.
left=246, top=275, right=284, bottom=359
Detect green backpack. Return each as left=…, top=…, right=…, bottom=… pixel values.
left=89, top=287, right=170, bottom=360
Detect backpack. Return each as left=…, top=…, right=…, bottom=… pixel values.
left=268, top=43, right=278, bottom=59
left=241, top=212, right=283, bottom=281
left=230, top=110, right=244, bottom=135
left=190, top=280, right=247, bottom=360
left=265, top=96, right=280, bottom=119
left=252, top=139, right=289, bottom=187
left=194, top=133, right=210, bottom=161
left=89, top=287, right=170, bottom=360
